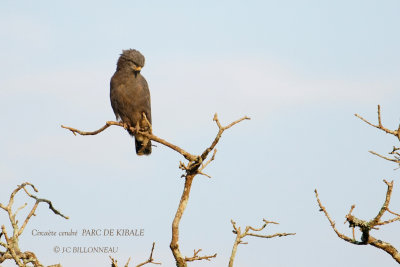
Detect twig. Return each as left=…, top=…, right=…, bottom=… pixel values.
left=229, top=219, right=295, bottom=267
left=109, top=242, right=160, bottom=267
left=315, top=180, right=400, bottom=263
left=0, top=183, right=67, bottom=267
left=354, top=105, right=400, bottom=140
left=200, top=114, right=250, bottom=161
left=314, top=190, right=360, bottom=244
left=369, top=151, right=400, bottom=166
left=184, top=249, right=217, bottom=262
left=355, top=105, right=400, bottom=167
left=136, top=242, right=161, bottom=267
left=62, top=121, right=197, bottom=161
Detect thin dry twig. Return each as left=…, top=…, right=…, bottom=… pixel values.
left=355, top=105, right=400, bottom=167
left=136, top=242, right=161, bottom=267
left=110, top=256, right=120, bottom=267
left=197, top=149, right=217, bottom=178
left=184, top=249, right=217, bottom=262
left=369, top=151, right=400, bottom=167
left=315, top=180, right=400, bottom=263
left=62, top=121, right=197, bottom=162
left=229, top=219, right=295, bottom=267
left=0, top=183, right=67, bottom=267
left=109, top=242, right=161, bottom=267
left=355, top=105, right=400, bottom=139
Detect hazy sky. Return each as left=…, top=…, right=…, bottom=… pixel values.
left=1, top=1, right=400, bottom=266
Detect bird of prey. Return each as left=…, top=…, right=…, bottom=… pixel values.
left=110, top=49, right=152, bottom=155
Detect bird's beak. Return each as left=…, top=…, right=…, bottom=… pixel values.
left=133, top=66, right=142, bottom=72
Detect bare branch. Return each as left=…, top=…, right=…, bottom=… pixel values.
left=200, top=114, right=250, bottom=161
left=370, top=180, right=394, bottom=226
left=355, top=105, right=399, bottom=140
left=355, top=105, right=400, bottom=168
left=369, top=151, right=400, bottom=166
left=0, top=183, right=67, bottom=267
left=62, top=114, right=249, bottom=267
left=110, top=256, right=121, bottom=267
left=62, top=121, right=197, bottom=162
left=387, top=207, right=400, bottom=217
left=184, top=249, right=217, bottom=262
left=17, top=184, right=69, bottom=237
left=198, top=149, right=217, bottom=174
left=109, top=256, right=132, bottom=267
left=21, top=185, right=69, bottom=219
left=262, top=219, right=279, bottom=225
left=390, top=146, right=400, bottom=156
left=62, top=122, right=112, bottom=136
left=136, top=242, right=161, bottom=267
left=245, top=232, right=296, bottom=239
left=168, top=115, right=248, bottom=267
left=229, top=219, right=295, bottom=267
left=315, top=190, right=360, bottom=244
left=13, top=203, right=28, bottom=222
left=315, top=180, right=400, bottom=263
left=109, top=243, right=160, bottom=267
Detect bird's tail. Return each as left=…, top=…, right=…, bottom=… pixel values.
left=135, top=138, right=152, bottom=155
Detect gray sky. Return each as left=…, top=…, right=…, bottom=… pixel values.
left=1, top=1, right=400, bottom=266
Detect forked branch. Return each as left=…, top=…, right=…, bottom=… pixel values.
left=229, top=219, right=295, bottom=267
left=355, top=105, right=400, bottom=167
left=170, top=114, right=248, bottom=267
left=62, top=114, right=250, bottom=267
left=315, top=180, right=400, bottom=263
left=110, top=242, right=161, bottom=267
left=184, top=249, right=217, bottom=262
left=62, top=120, right=196, bottom=162
left=355, top=105, right=400, bottom=140
left=0, top=183, right=68, bottom=267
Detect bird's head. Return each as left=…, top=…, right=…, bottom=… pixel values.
left=116, top=49, right=145, bottom=73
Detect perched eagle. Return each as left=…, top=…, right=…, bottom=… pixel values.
left=110, top=49, right=152, bottom=155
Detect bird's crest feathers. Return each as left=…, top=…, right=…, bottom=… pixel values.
left=117, top=49, right=145, bottom=69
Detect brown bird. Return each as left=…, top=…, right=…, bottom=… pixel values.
left=110, top=49, right=152, bottom=155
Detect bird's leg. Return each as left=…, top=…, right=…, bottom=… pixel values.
left=134, top=121, right=141, bottom=134
left=135, top=121, right=147, bottom=155
left=142, top=112, right=153, bottom=134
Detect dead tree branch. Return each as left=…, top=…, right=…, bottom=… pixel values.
left=369, top=150, right=400, bottom=168
left=109, top=242, right=161, bottom=267
left=0, top=183, right=68, bottom=267
left=184, top=249, right=216, bottom=262
left=355, top=105, right=400, bottom=139
left=170, top=114, right=249, bottom=267
left=229, top=219, right=295, bottom=267
left=355, top=105, right=400, bottom=167
left=110, top=256, right=130, bottom=267
left=62, top=120, right=197, bottom=162
left=315, top=180, right=400, bottom=263
left=136, top=242, right=161, bottom=267
left=62, top=113, right=250, bottom=267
